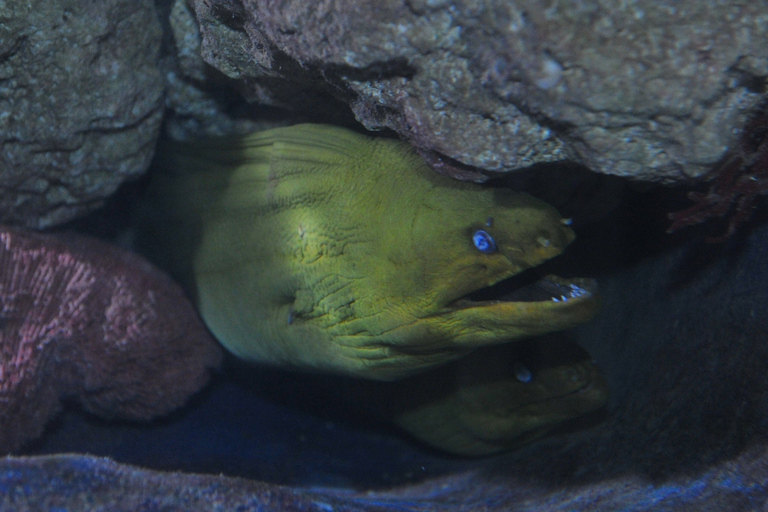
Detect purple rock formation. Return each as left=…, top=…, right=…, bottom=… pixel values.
left=0, top=227, right=223, bottom=453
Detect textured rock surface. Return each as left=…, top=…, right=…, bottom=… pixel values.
left=163, top=0, right=356, bottom=141
left=190, top=0, right=768, bottom=182
left=0, top=0, right=164, bottom=228
left=0, top=227, right=222, bottom=453
left=2, top=445, right=767, bottom=510
left=163, top=0, right=274, bottom=140
left=0, top=455, right=386, bottom=512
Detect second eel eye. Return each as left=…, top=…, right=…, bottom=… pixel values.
left=472, top=230, right=497, bottom=254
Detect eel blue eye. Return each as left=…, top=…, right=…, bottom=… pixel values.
left=472, top=230, right=497, bottom=253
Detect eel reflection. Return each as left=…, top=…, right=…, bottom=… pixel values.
left=353, top=338, right=608, bottom=456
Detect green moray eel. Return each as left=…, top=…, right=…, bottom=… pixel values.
left=136, top=124, right=599, bottom=381
left=350, top=338, right=608, bottom=456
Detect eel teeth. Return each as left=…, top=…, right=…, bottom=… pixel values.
left=455, top=275, right=596, bottom=307
left=535, top=277, right=596, bottom=303
left=550, top=283, right=593, bottom=302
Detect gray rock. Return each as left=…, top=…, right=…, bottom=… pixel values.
left=190, top=0, right=767, bottom=182
left=0, top=0, right=164, bottom=228
left=164, top=0, right=267, bottom=140
left=164, top=0, right=357, bottom=141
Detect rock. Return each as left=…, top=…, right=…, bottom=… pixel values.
left=163, top=0, right=358, bottom=141
left=189, top=0, right=767, bottom=182
left=0, top=454, right=386, bottom=512
left=1, top=445, right=766, bottom=510
left=0, top=0, right=164, bottom=228
left=163, top=0, right=275, bottom=140
left=0, top=227, right=223, bottom=453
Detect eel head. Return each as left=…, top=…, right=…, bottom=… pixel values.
left=336, top=169, right=599, bottom=380
left=139, top=125, right=598, bottom=381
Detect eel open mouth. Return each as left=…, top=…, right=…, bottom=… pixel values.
left=450, top=271, right=597, bottom=309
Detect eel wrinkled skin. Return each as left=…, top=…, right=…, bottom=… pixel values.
left=136, top=124, right=600, bottom=382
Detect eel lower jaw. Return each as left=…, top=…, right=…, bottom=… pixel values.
left=447, top=275, right=598, bottom=311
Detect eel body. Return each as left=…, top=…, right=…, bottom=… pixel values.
left=136, top=124, right=599, bottom=381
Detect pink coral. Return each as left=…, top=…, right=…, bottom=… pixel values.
left=0, top=227, right=222, bottom=453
